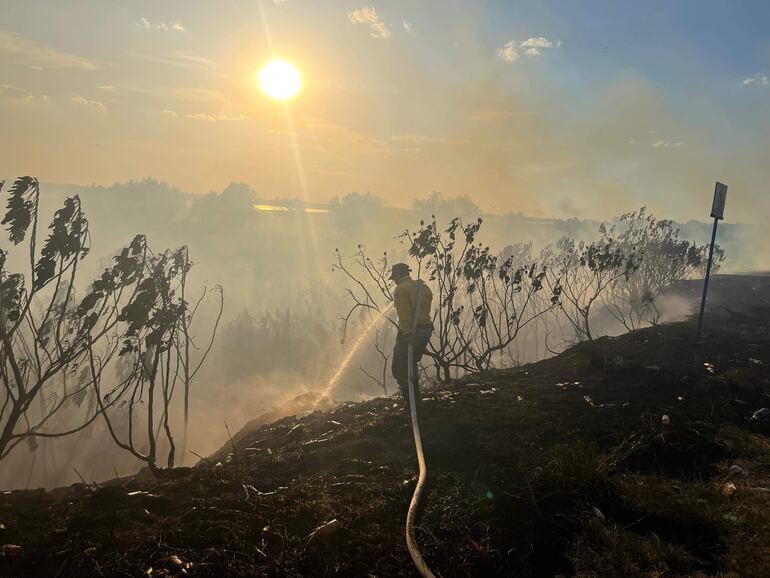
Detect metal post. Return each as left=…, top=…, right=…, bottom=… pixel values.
left=696, top=217, right=719, bottom=338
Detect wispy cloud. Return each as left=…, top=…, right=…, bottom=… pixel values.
left=497, top=36, right=558, bottom=61
left=152, top=87, right=225, bottom=103
left=0, top=31, right=98, bottom=70
left=652, top=140, right=686, bottom=148
left=165, top=50, right=216, bottom=71
left=741, top=73, right=769, bottom=86
left=96, top=84, right=225, bottom=105
left=161, top=109, right=178, bottom=119
left=289, top=116, right=394, bottom=157
left=186, top=113, right=218, bottom=122
left=403, top=21, right=413, bottom=32
left=140, top=17, right=185, bottom=32
left=0, top=84, right=34, bottom=102
left=133, top=49, right=217, bottom=73
left=389, top=133, right=462, bottom=145
left=69, top=95, right=106, bottom=110
left=186, top=110, right=248, bottom=122
left=348, top=6, right=391, bottom=39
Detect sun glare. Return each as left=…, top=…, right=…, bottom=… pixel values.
left=257, top=59, right=303, bottom=101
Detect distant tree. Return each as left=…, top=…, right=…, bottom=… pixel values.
left=220, top=182, right=254, bottom=205
left=499, top=241, right=534, bottom=268
left=603, top=207, right=724, bottom=330
left=172, top=247, right=224, bottom=462
left=0, top=177, right=223, bottom=473
left=83, top=178, right=183, bottom=234
left=335, top=217, right=559, bottom=382
left=496, top=242, right=553, bottom=364
left=0, top=178, right=143, bottom=461
left=90, top=246, right=223, bottom=473
left=542, top=229, right=639, bottom=342
left=413, top=192, right=480, bottom=219
left=329, top=192, right=384, bottom=237
left=408, top=218, right=559, bottom=377
left=90, top=247, right=186, bottom=472
left=190, top=182, right=255, bottom=230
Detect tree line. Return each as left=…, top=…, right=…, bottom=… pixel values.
left=335, top=208, right=723, bottom=384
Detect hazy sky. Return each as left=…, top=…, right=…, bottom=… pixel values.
left=1, top=0, right=769, bottom=222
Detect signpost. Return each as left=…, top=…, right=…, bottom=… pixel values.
left=697, top=181, right=728, bottom=338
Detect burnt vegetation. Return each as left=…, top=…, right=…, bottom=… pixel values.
left=2, top=177, right=769, bottom=578
left=335, top=207, right=720, bottom=386
left=0, top=177, right=223, bottom=473
left=2, top=283, right=769, bottom=577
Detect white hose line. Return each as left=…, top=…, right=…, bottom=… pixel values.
left=405, top=344, right=436, bottom=578
left=404, top=268, right=437, bottom=578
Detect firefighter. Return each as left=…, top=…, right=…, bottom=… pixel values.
left=389, top=263, right=433, bottom=404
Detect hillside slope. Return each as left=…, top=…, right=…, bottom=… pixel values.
left=2, top=279, right=770, bottom=577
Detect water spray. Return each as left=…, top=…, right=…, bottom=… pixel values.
left=322, top=303, right=395, bottom=400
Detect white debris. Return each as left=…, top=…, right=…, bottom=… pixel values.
left=306, top=519, right=340, bottom=545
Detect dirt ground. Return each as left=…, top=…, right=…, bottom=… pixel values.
left=2, top=275, right=770, bottom=577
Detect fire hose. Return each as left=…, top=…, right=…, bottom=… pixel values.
left=404, top=271, right=437, bottom=578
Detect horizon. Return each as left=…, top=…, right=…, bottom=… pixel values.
left=21, top=176, right=764, bottom=228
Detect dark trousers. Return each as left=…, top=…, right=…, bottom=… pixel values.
left=392, top=326, right=433, bottom=401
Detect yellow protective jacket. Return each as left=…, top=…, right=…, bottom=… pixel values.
left=393, top=277, right=433, bottom=335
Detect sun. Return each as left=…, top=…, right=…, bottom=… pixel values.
left=257, top=59, right=303, bottom=101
